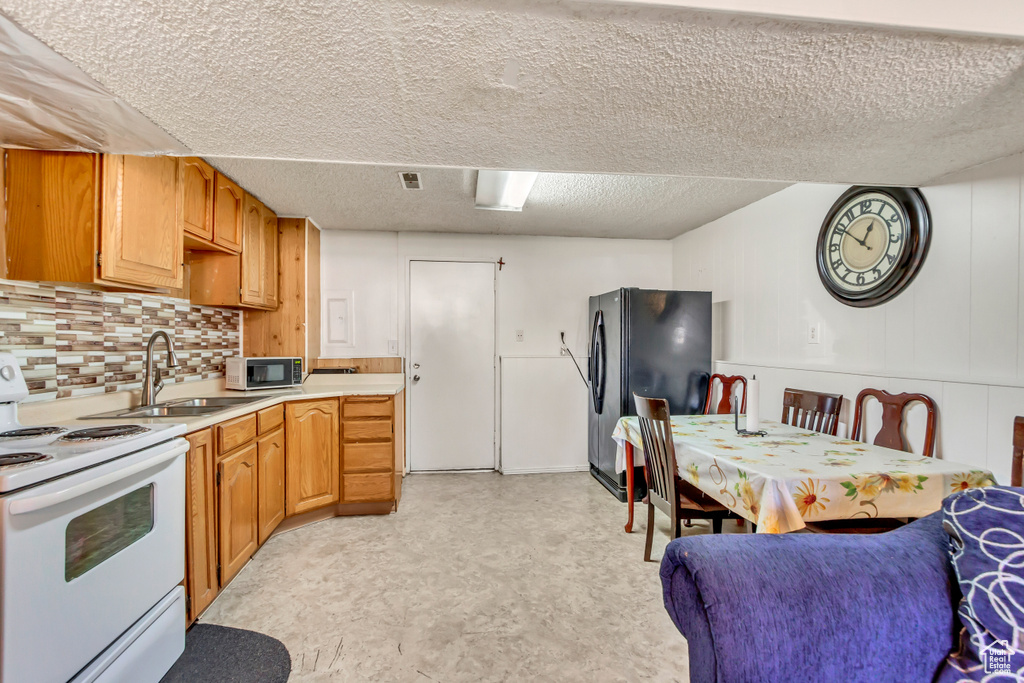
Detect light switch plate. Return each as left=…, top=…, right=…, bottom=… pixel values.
left=388, top=339, right=398, bottom=355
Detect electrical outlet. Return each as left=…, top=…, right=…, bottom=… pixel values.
left=808, top=322, right=821, bottom=345
left=560, top=348, right=569, bottom=356
left=515, top=330, right=524, bottom=343
left=388, top=339, right=398, bottom=355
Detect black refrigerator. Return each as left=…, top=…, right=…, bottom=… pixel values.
left=587, top=288, right=712, bottom=501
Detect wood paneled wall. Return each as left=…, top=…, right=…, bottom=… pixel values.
left=244, top=218, right=320, bottom=367
left=314, top=358, right=403, bottom=373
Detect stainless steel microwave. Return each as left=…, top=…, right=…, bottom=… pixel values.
left=225, top=357, right=303, bottom=390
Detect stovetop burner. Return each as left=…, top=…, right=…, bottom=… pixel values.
left=0, top=426, right=67, bottom=440
left=59, top=425, right=151, bottom=442
left=0, top=452, right=48, bottom=467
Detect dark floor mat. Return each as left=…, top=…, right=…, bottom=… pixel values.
left=161, top=624, right=291, bottom=683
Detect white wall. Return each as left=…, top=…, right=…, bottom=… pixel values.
left=321, top=231, right=673, bottom=473
left=673, top=153, right=1024, bottom=484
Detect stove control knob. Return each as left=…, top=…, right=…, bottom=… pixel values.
left=0, top=365, right=15, bottom=381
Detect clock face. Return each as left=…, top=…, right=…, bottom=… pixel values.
left=816, top=187, right=931, bottom=307
left=821, top=192, right=908, bottom=294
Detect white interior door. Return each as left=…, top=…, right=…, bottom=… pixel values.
left=409, top=261, right=495, bottom=471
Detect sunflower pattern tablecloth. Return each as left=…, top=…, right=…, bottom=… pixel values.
left=611, top=414, right=994, bottom=534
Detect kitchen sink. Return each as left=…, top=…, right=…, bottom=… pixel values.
left=80, top=394, right=279, bottom=420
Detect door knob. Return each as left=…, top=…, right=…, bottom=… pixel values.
left=412, top=375, right=420, bottom=382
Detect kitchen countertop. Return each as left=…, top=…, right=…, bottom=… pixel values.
left=17, top=373, right=405, bottom=433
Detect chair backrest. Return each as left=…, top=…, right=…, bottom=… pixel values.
left=703, top=374, right=747, bottom=415
left=634, top=394, right=678, bottom=517
left=781, top=388, right=843, bottom=435
left=1013, top=416, right=1024, bottom=487
left=851, top=388, right=938, bottom=457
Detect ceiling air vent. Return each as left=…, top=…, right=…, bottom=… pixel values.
left=399, top=172, right=421, bottom=190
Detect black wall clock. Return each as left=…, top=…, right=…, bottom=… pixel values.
left=816, top=186, right=931, bottom=308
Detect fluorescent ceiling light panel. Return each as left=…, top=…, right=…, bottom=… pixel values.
left=475, top=170, right=539, bottom=211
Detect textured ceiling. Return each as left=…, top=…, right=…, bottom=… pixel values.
left=208, top=158, right=787, bottom=237
left=2, top=0, right=1024, bottom=189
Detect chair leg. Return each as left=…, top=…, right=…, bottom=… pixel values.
left=644, top=504, right=655, bottom=562
left=674, top=516, right=682, bottom=539
left=712, top=518, right=723, bottom=534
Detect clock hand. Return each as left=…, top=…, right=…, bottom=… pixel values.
left=835, top=226, right=870, bottom=249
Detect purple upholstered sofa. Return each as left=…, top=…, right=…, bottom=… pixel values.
left=660, top=512, right=957, bottom=682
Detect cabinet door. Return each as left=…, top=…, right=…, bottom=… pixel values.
left=218, top=443, right=259, bottom=586
left=240, top=193, right=264, bottom=306
left=185, top=429, right=218, bottom=622
left=285, top=399, right=340, bottom=515
left=257, top=426, right=286, bottom=544
left=180, top=157, right=215, bottom=242
left=100, top=154, right=183, bottom=289
left=213, top=172, right=243, bottom=252
left=262, top=205, right=279, bottom=308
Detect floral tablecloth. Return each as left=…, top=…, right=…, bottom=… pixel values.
left=611, top=414, right=994, bottom=534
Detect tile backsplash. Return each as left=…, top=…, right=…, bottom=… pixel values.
left=0, top=279, right=240, bottom=402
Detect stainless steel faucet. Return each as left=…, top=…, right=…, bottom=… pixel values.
left=142, top=331, right=180, bottom=406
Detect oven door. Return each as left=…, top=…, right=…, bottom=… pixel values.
left=245, top=358, right=294, bottom=389
left=1, top=440, right=187, bottom=683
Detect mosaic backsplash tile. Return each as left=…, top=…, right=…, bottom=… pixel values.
left=0, top=279, right=240, bottom=402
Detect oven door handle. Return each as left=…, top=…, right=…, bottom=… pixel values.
left=9, top=441, right=188, bottom=516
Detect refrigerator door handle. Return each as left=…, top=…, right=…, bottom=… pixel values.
left=591, top=310, right=606, bottom=414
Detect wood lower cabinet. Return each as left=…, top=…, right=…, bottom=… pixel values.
left=257, top=426, right=286, bottom=544
left=286, top=399, right=341, bottom=515
left=341, top=396, right=397, bottom=504
left=184, top=392, right=400, bottom=620
left=185, top=429, right=218, bottom=623
left=218, top=442, right=259, bottom=586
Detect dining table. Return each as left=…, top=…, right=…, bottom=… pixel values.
left=611, top=414, right=995, bottom=534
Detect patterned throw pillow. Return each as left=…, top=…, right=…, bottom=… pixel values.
left=938, top=487, right=1024, bottom=682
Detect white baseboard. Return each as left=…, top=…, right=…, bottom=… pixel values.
left=500, top=465, right=590, bottom=475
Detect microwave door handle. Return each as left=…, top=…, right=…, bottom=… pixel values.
left=8, top=442, right=188, bottom=516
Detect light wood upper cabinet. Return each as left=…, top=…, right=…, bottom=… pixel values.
left=213, top=172, right=244, bottom=252
left=4, top=150, right=183, bottom=290
left=286, top=399, right=340, bottom=515
left=190, top=190, right=279, bottom=311
left=243, top=218, right=320, bottom=367
left=100, top=155, right=183, bottom=289
left=181, top=157, right=215, bottom=244
left=218, top=442, right=259, bottom=586
left=262, top=205, right=279, bottom=308
left=240, top=193, right=265, bottom=307
left=257, top=426, right=286, bottom=544
left=185, top=429, right=218, bottom=623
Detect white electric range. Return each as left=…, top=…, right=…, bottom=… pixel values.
left=0, top=353, right=188, bottom=683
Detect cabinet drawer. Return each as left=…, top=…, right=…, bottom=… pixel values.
left=343, top=473, right=393, bottom=503
left=343, top=419, right=392, bottom=442
left=217, top=413, right=257, bottom=454
left=343, top=397, right=393, bottom=419
left=257, top=405, right=284, bottom=434
left=343, top=442, right=393, bottom=473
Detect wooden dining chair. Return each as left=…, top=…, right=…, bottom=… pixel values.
left=850, top=389, right=938, bottom=457
left=703, top=374, right=747, bottom=415
left=781, top=388, right=843, bottom=436
left=1013, top=416, right=1024, bottom=487
left=634, top=394, right=738, bottom=561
